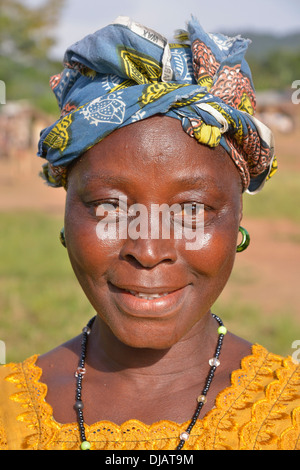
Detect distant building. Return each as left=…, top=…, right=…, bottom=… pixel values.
left=0, top=100, right=52, bottom=159
left=256, top=90, right=298, bottom=134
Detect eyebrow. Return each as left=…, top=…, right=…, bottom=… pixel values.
left=82, top=173, right=132, bottom=186
left=82, top=172, right=222, bottom=192
left=173, top=175, right=222, bottom=191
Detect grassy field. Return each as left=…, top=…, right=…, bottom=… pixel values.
left=0, top=211, right=94, bottom=363
left=243, top=171, right=300, bottom=223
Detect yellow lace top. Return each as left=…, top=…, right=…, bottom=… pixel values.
left=0, top=344, right=299, bottom=450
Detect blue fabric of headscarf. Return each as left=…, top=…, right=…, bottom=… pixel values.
left=37, top=16, right=277, bottom=193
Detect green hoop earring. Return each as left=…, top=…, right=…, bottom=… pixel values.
left=60, top=227, right=66, bottom=248
left=236, top=226, right=250, bottom=252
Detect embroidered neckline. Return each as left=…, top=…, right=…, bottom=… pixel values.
left=6, top=343, right=276, bottom=428
left=3, top=343, right=300, bottom=450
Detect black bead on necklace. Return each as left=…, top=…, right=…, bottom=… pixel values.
left=74, top=313, right=227, bottom=450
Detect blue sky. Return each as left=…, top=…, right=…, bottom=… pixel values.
left=26, top=0, right=300, bottom=58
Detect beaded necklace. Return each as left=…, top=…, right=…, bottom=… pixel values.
left=74, top=313, right=227, bottom=450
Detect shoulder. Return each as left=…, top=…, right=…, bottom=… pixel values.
left=0, top=356, right=47, bottom=450
left=223, top=333, right=300, bottom=396
left=217, top=343, right=300, bottom=450
left=241, top=343, right=300, bottom=381
left=0, top=355, right=42, bottom=402
left=36, top=335, right=81, bottom=383
left=235, top=343, right=300, bottom=410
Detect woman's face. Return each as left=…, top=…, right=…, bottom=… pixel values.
left=65, top=116, right=242, bottom=349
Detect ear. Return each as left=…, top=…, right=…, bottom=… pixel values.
left=239, top=192, right=243, bottom=224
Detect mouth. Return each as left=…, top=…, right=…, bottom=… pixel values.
left=122, top=289, right=173, bottom=300
left=108, top=282, right=190, bottom=318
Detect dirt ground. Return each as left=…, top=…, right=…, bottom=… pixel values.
left=0, top=127, right=299, bottom=321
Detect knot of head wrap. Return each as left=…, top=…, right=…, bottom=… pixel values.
left=38, top=16, right=277, bottom=193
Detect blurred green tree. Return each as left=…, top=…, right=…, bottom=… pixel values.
left=248, top=49, right=300, bottom=91
left=0, top=0, right=65, bottom=113
left=0, top=0, right=65, bottom=62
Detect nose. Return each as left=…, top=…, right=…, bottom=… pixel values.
left=120, top=237, right=178, bottom=268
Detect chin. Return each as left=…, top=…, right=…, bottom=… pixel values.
left=109, top=318, right=185, bottom=351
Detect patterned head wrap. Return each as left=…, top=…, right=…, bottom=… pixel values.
left=38, top=16, right=277, bottom=193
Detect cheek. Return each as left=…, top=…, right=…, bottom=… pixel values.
left=178, top=231, right=237, bottom=315
left=182, top=218, right=238, bottom=283
left=64, top=201, right=121, bottom=281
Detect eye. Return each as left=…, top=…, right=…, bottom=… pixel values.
left=93, top=200, right=128, bottom=220
left=173, top=203, right=205, bottom=228
left=182, top=203, right=203, bottom=217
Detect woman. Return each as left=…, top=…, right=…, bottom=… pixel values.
left=0, top=16, right=299, bottom=451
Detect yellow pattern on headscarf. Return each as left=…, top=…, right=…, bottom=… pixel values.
left=139, top=82, right=189, bottom=107
left=267, top=155, right=278, bottom=181
left=238, top=92, right=254, bottom=116
left=194, top=122, right=222, bottom=147
left=197, top=75, right=214, bottom=90
left=119, top=48, right=162, bottom=84
left=43, top=114, right=73, bottom=152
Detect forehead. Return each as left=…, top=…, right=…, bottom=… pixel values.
left=68, top=116, right=241, bottom=193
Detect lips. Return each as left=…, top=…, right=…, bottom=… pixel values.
left=108, top=282, right=190, bottom=318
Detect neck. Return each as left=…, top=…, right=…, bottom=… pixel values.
left=85, top=311, right=219, bottom=379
